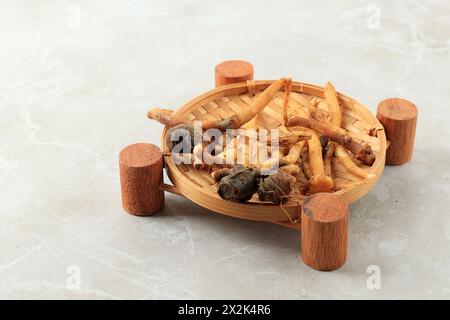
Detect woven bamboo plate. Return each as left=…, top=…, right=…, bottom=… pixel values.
left=161, top=80, right=387, bottom=224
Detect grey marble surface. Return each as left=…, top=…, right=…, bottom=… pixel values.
left=0, top=0, right=449, bottom=299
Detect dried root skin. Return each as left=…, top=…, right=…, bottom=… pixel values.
left=217, top=166, right=259, bottom=202
left=206, top=78, right=287, bottom=131
left=280, top=141, right=305, bottom=165
left=280, top=164, right=300, bottom=175
left=300, top=146, right=311, bottom=180
left=238, top=77, right=286, bottom=126
left=149, top=79, right=284, bottom=132
left=202, top=114, right=240, bottom=131
left=279, top=130, right=311, bottom=146
left=147, top=108, right=184, bottom=127
left=335, top=144, right=375, bottom=179
left=308, top=174, right=334, bottom=194
left=283, top=78, right=292, bottom=126
left=288, top=116, right=375, bottom=166
left=324, top=142, right=335, bottom=178
left=211, top=168, right=232, bottom=182
left=307, top=131, right=334, bottom=193
left=258, top=170, right=296, bottom=203
left=324, top=81, right=343, bottom=127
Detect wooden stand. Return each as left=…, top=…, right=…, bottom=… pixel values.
left=119, top=143, right=164, bottom=216
left=215, top=60, right=254, bottom=87
left=377, top=98, right=418, bottom=165
left=117, top=64, right=398, bottom=270
left=301, top=193, right=348, bottom=271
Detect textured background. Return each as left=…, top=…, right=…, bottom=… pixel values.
left=0, top=0, right=449, bottom=299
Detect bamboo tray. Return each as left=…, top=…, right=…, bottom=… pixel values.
left=161, top=80, right=387, bottom=225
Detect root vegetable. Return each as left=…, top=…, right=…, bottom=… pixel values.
left=148, top=78, right=286, bottom=131
left=257, top=170, right=296, bottom=203
left=147, top=108, right=183, bottom=127
left=335, top=144, right=375, bottom=179
left=279, top=130, right=311, bottom=146
left=283, top=78, right=292, bottom=126
left=280, top=164, right=300, bottom=175
left=307, top=131, right=334, bottom=193
left=204, top=77, right=287, bottom=130
left=290, top=93, right=328, bottom=121
left=324, top=142, right=335, bottom=178
left=217, top=166, right=259, bottom=202
left=320, top=135, right=329, bottom=157
left=280, top=141, right=305, bottom=165
left=288, top=116, right=375, bottom=166
left=300, top=145, right=311, bottom=180
left=260, top=146, right=283, bottom=169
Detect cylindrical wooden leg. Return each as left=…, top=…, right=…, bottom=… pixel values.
left=301, top=193, right=348, bottom=271
left=215, top=60, right=254, bottom=87
left=377, top=98, right=418, bottom=165
left=119, top=143, right=164, bottom=216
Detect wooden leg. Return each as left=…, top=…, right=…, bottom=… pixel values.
left=377, top=98, right=418, bottom=165
left=300, top=193, right=348, bottom=271
left=215, top=60, right=254, bottom=87
left=119, top=143, right=164, bottom=216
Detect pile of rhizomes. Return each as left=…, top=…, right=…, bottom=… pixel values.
left=147, top=78, right=376, bottom=204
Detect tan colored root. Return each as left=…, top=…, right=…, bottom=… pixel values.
left=307, top=131, right=334, bottom=193
left=196, top=133, right=297, bottom=169
left=288, top=116, right=375, bottom=166
left=147, top=108, right=183, bottom=127
left=237, top=77, right=286, bottom=126
left=286, top=93, right=310, bottom=133
left=300, top=145, right=311, bottom=180
left=279, top=130, right=311, bottom=146
left=309, top=175, right=334, bottom=194
left=280, top=141, right=305, bottom=165
left=335, top=144, right=375, bottom=179
left=203, top=78, right=287, bottom=130
left=260, top=146, right=284, bottom=169
left=283, top=78, right=292, bottom=126
left=149, top=78, right=286, bottom=130
left=324, top=141, right=335, bottom=178
left=324, top=81, right=342, bottom=127
left=280, top=164, right=300, bottom=175
left=323, top=84, right=374, bottom=180
left=200, top=114, right=238, bottom=131
left=290, top=93, right=328, bottom=120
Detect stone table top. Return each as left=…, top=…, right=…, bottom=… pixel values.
left=0, top=0, right=449, bottom=299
